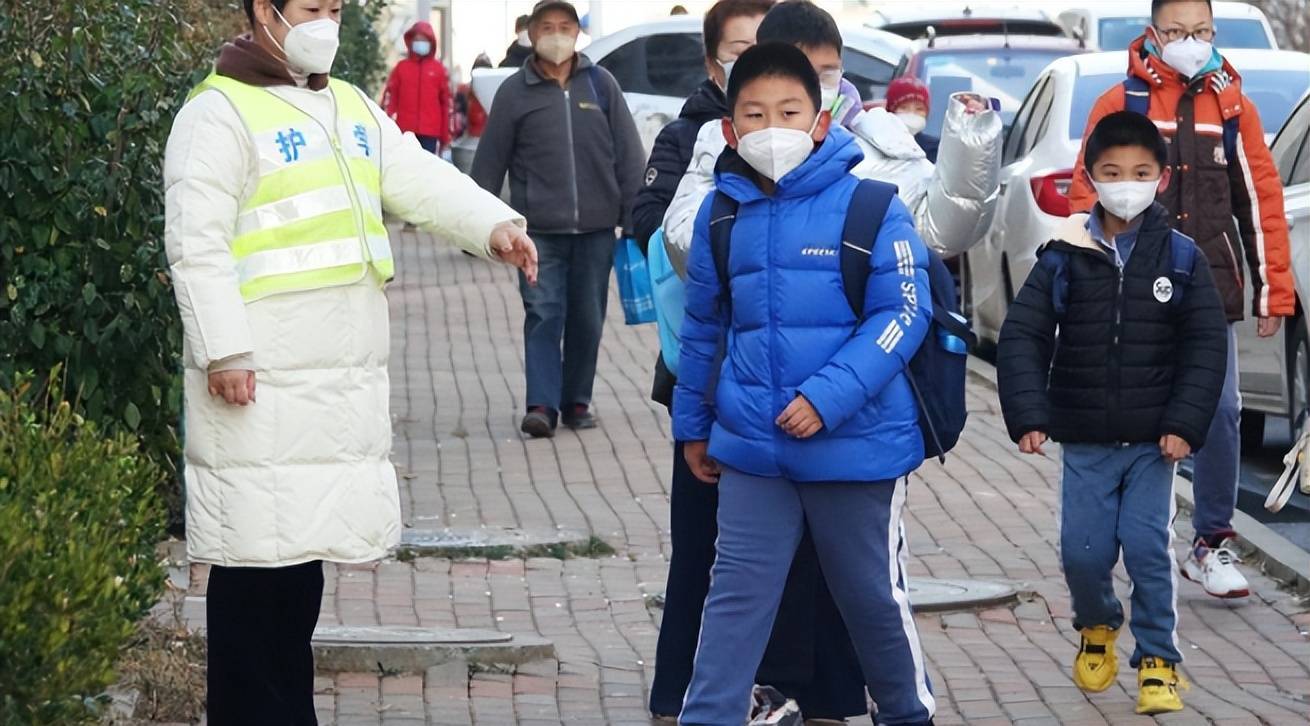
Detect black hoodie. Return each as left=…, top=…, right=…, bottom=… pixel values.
left=632, top=79, right=727, bottom=253
left=633, top=79, right=727, bottom=410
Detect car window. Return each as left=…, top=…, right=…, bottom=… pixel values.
left=1238, top=70, right=1310, bottom=134
left=1097, top=17, right=1271, bottom=50
left=1292, top=137, right=1310, bottom=186
left=1004, top=76, right=1047, bottom=165
left=842, top=47, right=897, bottom=102
left=1214, top=19, right=1275, bottom=49
left=1020, top=77, right=1056, bottom=157
left=1274, top=97, right=1310, bottom=184
left=917, top=48, right=1080, bottom=135
left=1067, top=73, right=1124, bottom=138
left=597, top=32, right=705, bottom=98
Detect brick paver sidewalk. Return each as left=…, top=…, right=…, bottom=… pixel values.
left=266, top=231, right=1310, bottom=724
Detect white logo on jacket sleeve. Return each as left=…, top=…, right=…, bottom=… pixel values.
left=802, top=247, right=837, bottom=256
left=877, top=320, right=904, bottom=353
left=1154, top=276, right=1174, bottom=303
left=894, top=239, right=914, bottom=277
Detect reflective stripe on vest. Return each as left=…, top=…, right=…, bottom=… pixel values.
left=189, top=73, right=393, bottom=302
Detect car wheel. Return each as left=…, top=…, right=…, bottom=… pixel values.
left=1288, top=319, right=1309, bottom=440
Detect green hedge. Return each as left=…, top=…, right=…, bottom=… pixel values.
left=0, top=373, right=167, bottom=724
left=0, top=0, right=228, bottom=500
left=0, top=1, right=388, bottom=526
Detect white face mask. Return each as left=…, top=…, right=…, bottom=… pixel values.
left=896, top=111, right=928, bottom=135
left=266, top=7, right=340, bottom=75
left=1092, top=178, right=1160, bottom=221
left=733, top=116, right=820, bottom=182
left=535, top=33, right=576, bottom=64
left=1160, top=36, right=1213, bottom=78
left=820, top=84, right=841, bottom=115
left=517, top=30, right=532, bottom=47
left=717, top=58, right=736, bottom=93
left=411, top=39, right=432, bottom=57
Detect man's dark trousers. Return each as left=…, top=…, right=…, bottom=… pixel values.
left=520, top=230, right=615, bottom=416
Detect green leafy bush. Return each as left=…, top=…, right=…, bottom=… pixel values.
left=0, top=373, right=167, bottom=724
left=0, top=1, right=237, bottom=510
left=0, top=0, right=388, bottom=532
left=337, top=0, right=390, bottom=96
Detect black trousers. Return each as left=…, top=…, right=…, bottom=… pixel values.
left=207, top=560, right=324, bottom=726
left=649, top=442, right=867, bottom=719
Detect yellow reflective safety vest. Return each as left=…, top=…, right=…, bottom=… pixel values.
left=189, top=73, right=393, bottom=302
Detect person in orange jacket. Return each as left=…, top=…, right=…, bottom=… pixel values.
left=383, top=21, right=452, bottom=154
left=1069, top=0, right=1293, bottom=602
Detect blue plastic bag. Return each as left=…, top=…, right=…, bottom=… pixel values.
left=614, top=236, right=656, bottom=325
left=646, top=228, right=686, bottom=375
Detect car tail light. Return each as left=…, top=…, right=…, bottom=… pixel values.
left=1030, top=170, right=1073, bottom=217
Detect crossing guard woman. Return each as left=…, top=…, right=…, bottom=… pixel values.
left=163, top=0, right=537, bottom=721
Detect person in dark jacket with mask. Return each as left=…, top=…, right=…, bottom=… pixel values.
left=500, top=14, right=533, bottom=68
left=471, top=0, right=645, bottom=439
left=998, top=112, right=1227, bottom=716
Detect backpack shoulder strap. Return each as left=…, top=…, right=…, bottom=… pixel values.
left=1221, top=116, right=1239, bottom=166
left=1167, top=230, right=1198, bottom=307
left=1122, top=75, right=1150, bottom=117
left=585, top=65, right=610, bottom=117
left=708, top=191, right=739, bottom=305
left=839, top=179, right=899, bottom=319
left=1036, top=244, right=1072, bottom=318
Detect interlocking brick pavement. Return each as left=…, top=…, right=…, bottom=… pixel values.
left=240, top=230, right=1310, bottom=724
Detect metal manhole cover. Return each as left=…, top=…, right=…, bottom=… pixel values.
left=908, top=578, right=1017, bottom=612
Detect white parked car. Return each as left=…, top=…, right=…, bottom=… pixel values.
left=452, top=17, right=912, bottom=173
left=963, top=49, right=1310, bottom=434
left=1238, top=91, right=1310, bottom=445
left=1056, top=1, right=1278, bottom=52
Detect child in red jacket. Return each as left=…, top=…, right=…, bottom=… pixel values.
left=383, top=21, right=451, bottom=154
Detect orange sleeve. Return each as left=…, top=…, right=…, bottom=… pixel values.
left=1068, top=85, right=1127, bottom=213
left=1229, top=97, right=1294, bottom=317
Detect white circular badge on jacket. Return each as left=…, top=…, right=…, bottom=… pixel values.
left=1153, top=276, right=1174, bottom=303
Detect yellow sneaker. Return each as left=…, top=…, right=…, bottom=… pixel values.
left=1072, top=625, right=1119, bottom=692
left=1136, top=657, right=1188, bottom=714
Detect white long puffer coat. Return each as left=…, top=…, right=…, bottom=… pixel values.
left=164, top=82, right=523, bottom=567
left=662, top=92, right=1002, bottom=275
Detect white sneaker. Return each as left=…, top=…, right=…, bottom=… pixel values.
left=1180, top=538, right=1250, bottom=599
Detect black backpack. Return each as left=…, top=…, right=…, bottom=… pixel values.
left=708, top=179, right=975, bottom=462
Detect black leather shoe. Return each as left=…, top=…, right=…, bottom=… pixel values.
left=561, top=404, right=597, bottom=430
left=520, top=408, right=556, bottom=439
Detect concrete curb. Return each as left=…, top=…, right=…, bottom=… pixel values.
left=1172, top=475, right=1310, bottom=597
left=311, top=626, right=555, bottom=674
left=966, top=354, right=1310, bottom=597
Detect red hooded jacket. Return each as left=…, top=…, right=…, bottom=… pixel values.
left=383, top=22, right=452, bottom=144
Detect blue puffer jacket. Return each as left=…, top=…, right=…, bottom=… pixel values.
left=672, top=129, right=932, bottom=483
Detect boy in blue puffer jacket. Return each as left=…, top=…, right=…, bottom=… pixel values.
left=673, top=43, right=936, bottom=725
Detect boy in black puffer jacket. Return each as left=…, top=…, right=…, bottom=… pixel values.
left=998, top=111, right=1227, bottom=717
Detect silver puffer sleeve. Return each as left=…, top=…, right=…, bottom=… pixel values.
left=916, top=93, right=1003, bottom=258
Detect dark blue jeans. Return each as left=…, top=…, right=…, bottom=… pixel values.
left=519, top=229, right=615, bottom=415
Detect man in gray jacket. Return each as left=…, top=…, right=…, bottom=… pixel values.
left=472, top=0, right=644, bottom=439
